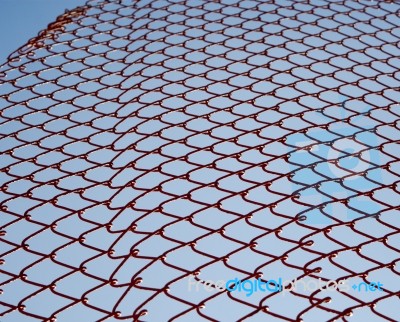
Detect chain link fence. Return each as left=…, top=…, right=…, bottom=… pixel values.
left=0, top=0, right=399, bottom=321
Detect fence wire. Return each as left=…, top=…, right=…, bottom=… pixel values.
left=0, top=0, right=399, bottom=321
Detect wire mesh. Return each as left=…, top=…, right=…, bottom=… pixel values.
left=0, top=0, right=399, bottom=321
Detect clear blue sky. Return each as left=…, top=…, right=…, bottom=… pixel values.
left=0, top=0, right=87, bottom=64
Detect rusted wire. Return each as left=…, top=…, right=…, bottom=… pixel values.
left=0, top=0, right=399, bottom=321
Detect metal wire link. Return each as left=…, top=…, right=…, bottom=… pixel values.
left=0, top=0, right=399, bottom=321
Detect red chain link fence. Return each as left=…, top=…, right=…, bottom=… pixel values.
left=0, top=0, right=399, bottom=321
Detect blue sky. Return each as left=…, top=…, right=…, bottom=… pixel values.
left=0, top=0, right=86, bottom=64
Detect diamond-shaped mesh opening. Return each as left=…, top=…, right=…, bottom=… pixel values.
left=0, top=0, right=399, bottom=321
